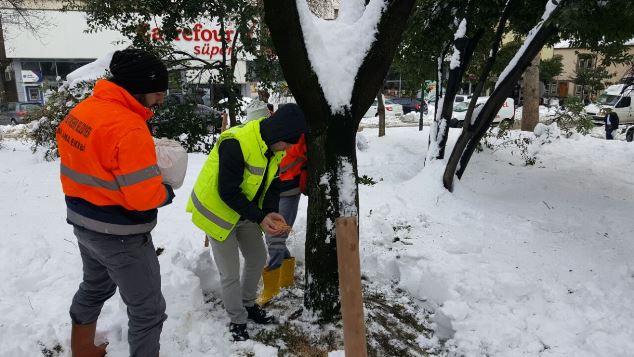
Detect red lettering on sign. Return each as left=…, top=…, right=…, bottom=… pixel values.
left=149, top=24, right=236, bottom=58
left=201, top=29, right=213, bottom=42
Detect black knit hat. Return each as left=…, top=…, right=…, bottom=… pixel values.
left=109, top=49, right=169, bottom=95
left=260, top=103, right=307, bottom=146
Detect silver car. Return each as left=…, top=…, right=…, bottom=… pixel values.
left=0, top=102, right=41, bottom=125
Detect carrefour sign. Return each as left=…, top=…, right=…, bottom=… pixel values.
left=149, top=23, right=238, bottom=60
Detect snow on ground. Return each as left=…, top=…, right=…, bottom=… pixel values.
left=1, top=125, right=633, bottom=356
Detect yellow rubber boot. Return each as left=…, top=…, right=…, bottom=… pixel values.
left=256, top=267, right=281, bottom=306
left=279, top=257, right=296, bottom=288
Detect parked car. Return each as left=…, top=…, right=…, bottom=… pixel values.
left=363, top=97, right=404, bottom=118
left=0, top=102, right=41, bottom=125
left=583, top=84, right=634, bottom=126
left=450, top=97, right=515, bottom=128
left=389, top=97, right=429, bottom=115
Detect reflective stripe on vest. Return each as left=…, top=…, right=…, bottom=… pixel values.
left=61, top=164, right=161, bottom=190
left=245, top=163, right=265, bottom=176
left=190, top=190, right=234, bottom=230
left=279, top=157, right=302, bottom=174
left=67, top=208, right=157, bottom=235
left=186, top=119, right=283, bottom=241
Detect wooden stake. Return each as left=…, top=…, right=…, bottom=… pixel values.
left=336, top=217, right=368, bottom=357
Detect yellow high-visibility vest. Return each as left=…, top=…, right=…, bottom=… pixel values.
left=186, top=118, right=283, bottom=241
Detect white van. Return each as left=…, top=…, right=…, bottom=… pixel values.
left=450, top=96, right=515, bottom=127
left=584, top=84, right=634, bottom=125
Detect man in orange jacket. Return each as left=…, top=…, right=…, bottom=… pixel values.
left=56, top=49, right=173, bottom=357
left=257, top=133, right=307, bottom=305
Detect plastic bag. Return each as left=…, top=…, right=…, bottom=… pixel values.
left=154, top=138, right=188, bottom=190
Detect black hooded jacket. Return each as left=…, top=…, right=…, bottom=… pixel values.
left=217, top=103, right=306, bottom=223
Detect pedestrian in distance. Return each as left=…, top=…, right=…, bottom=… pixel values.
left=186, top=103, right=307, bottom=341
left=56, top=48, right=174, bottom=357
left=605, top=109, right=619, bottom=140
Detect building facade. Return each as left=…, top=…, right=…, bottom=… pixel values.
left=1, top=5, right=251, bottom=104
left=544, top=43, right=634, bottom=99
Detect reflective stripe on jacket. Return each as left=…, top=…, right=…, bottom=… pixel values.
left=186, top=118, right=283, bottom=241
left=56, top=79, right=168, bottom=235
left=279, top=134, right=306, bottom=181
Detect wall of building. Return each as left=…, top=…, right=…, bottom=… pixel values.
left=549, top=46, right=634, bottom=98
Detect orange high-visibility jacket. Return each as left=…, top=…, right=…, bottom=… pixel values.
left=56, top=79, right=170, bottom=235
left=279, top=134, right=307, bottom=193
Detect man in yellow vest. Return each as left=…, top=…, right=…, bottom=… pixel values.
left=186, top=103, right=306, bottom=341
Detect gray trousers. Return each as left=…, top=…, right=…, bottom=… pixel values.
left=265, top=193, right=301, bottom=269
left=69, top=226, right=166, bottom=357
left=210, top=220, right=266, bottom=324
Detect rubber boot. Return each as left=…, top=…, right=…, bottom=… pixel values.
left=256, top=267, right=281, bottom=306
left=71, top=323, right=107, bottom=357
left=279, top=257, right=296, bottom=288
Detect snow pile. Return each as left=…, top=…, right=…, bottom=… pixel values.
left=359, top=113, right=403, bottom=127
left=534, top=122, right=560, bottom=144
left=297, top=0, right=386, bottom=113
left=0, top=122, right=39, bottom=138
left=356, top=127, right=634, bottom=356
left=515, top=105, right=558, bottom=122
left=401, top=111, right=434, bottom=126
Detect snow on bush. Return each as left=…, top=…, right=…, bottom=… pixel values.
left=534, top=122, right=561, bottom=144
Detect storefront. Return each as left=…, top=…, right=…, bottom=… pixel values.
left=3, top=10, right=251, bottom=104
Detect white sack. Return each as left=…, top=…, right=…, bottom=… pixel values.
left=154, top=138, right=188, bottom=190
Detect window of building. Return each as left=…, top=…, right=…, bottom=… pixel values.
left=21, top=62, right=40, bottom=71
left=26, top=86, right=41, bottom=102
left=574, top=84, right=583, bottom=96
left=577, top=55, right=596, bottom=70
left=40, top=61, right=57, bottom=82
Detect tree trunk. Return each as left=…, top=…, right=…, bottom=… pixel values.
left=377, top=91, right=385, bottom=137
left=430, top=30, right=482, bottom=161
left=305, top=112, right=358, bottom=321
left=264, top=0, right=415, bottom=322
left=521, top=54, right=540, bottom=131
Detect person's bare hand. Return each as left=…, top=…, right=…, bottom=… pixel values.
left=260, top=213, right=288, bottom=236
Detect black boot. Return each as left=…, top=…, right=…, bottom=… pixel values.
left=229, top=323, right=249, bottom=341
left=245, top=304, right=276, bottom=324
